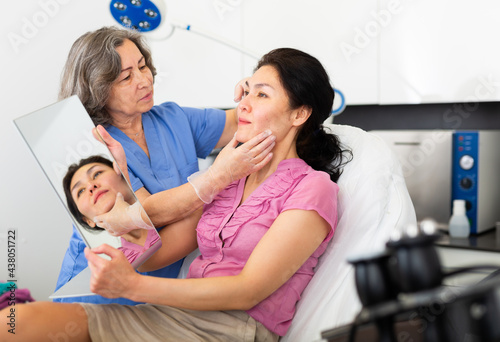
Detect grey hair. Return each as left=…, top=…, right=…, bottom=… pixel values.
left=59, top=26, right=157, bottom=126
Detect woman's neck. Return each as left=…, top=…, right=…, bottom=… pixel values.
left=123, top=229, right=147, bottom=245
left=112, top=115, right=143, bottom=136
left=112, top=115, right=150, bottom=158
left=244, top=139, right=299, bottom=195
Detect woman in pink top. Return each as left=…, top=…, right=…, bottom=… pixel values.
left=3, top=48, right=351, bottom=341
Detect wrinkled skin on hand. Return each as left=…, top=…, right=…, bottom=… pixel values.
left=213, top=130, right=276, bottom=182
left=85, top=244, right=138, bottom=298
left=188, top=130, right=275, bottom=203
left=93, top=125, right=129, bottom=181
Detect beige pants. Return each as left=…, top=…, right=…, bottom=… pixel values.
left=81, top=303, right=279, bottom=342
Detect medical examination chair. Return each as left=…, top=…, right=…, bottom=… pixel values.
left=281, top=124, right=417, bottom=341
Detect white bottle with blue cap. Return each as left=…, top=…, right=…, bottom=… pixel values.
left=449, top=199, right=470, bottom=238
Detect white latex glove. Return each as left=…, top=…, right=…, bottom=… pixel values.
left=188, top=130, right=275, bottom=203
left=93, top=193, right=154, bottom=236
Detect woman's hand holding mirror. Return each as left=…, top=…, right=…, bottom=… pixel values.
left=85, top=244, right=138, bottom=299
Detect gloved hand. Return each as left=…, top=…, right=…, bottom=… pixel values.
left=93, top=193, right=154, bottom=237
left=188, top=130, right=275, bottom=203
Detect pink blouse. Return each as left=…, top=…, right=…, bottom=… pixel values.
left=187, top=158, right=339, bottom=336
left=119, top=229, right=160, bottom=264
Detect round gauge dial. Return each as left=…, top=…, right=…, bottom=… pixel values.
left=459, top=155, right=474, bottom=170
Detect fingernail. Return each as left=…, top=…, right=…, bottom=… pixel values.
left=263, top=129, right=272, bottom=136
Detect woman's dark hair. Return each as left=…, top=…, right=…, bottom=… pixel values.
left=255, top=48, right=352, bottom=182
left=62, top=155, right=114, bottom=233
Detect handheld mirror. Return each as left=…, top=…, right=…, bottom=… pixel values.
left=13, top=96, right=161, bottom=278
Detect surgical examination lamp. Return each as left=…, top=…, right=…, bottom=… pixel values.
left=109, top=0, right=260, bottom=59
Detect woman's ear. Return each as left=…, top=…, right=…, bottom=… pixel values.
left=83, top=216, right=96, bottom=228
left=292, top=106, right=312, bottom=127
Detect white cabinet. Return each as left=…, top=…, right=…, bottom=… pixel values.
left=241, top=0, right=500, bottom=106
left=155, top=1, right=500, bottom=107
left=379, top=0, right=500, bottom=104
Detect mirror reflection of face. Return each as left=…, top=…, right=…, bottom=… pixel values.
left=105, top=39, right=155, bottom=120
left=236, top=65, right=297, bottom=143
left=70, top=163, right=133, bottom=227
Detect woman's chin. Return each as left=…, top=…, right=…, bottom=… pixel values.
left=234, top=133, right=245, bottom=144
left=235, top=130, right=252, bottom=144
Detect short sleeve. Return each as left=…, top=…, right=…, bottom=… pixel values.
left=282, top=172, right=339, bottom=235
left=181, top=106, right=226, bottom=158
left=110, top=102, right=226, bottom=193
left=127, top=167, right=143, bottom=193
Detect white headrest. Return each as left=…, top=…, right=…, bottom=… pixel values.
left=283, top=124, right=416, bottom=341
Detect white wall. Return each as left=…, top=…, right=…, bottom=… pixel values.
left=1, top=0, right=499, bottom=301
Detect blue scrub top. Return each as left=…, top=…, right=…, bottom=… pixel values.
left=53, top=102, right=226, bottom=304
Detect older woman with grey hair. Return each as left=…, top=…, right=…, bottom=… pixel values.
left=54, top=26, right=275, bottom=306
